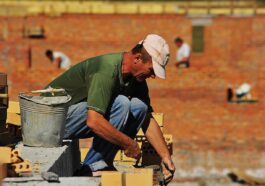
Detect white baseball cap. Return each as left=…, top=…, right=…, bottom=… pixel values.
left=139, top=34, right=170, bottom=79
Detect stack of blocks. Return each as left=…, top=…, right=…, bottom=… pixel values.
left=0, top=147, right=11, bottom=183
left=114, top=112, right=173, bottom=166
left=101, top=168, right=153, bottom=186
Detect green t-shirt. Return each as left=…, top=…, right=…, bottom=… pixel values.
left=46, top=52, right=153, bottom=115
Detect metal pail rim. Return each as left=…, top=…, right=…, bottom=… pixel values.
left=19, top=93, right=71, bottom=106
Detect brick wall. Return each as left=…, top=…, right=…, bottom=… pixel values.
left=1, top=14, right=265, bottom=151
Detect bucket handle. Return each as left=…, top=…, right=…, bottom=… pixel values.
left=31, top=88, right=65, bottom=94
left=23, top=87, right=66, bottom=96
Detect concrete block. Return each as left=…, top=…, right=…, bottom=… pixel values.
left=210, top=8, right=231, bottom=15
left=136, top=128, right=144, bottom=135
left=80, top=147, right=89, bottom=161
left=81, top=2, right=93, bottom=14
left=257, top=8, right=265, bottom=14
left=101, top=171, right=122, bottom=186
left=91, top=3, right=115, bottom=14
left=124, top=168, right=153, bottom=186
left=164, top=3, right=180, bottom=14
left=66, top=2, right=87, bottom=14
left=27, top=4, right=44, bottom=15
left=233, top=8, right=255, bottom=15
left=6, top=113, right=20, bottom=126
left=7, top=101, right=20, bottom=114
left=115, top=4, right=138, bottom=14
left=152, top=112, right=164, bottom=128
left=164, top=134, right=173, bottom=144
left=114, top=150, right=122, bottom=161
left=12, top=160, right=32, bottom=173
left=139, top=4, right=163, bottom=14
left=50, top=3, right=67, bottom=14
left=188, top=8, right=208, bottom=15
left=15, top=139, right=80, bottom=176
left=0, top=147, right=11, bottom=163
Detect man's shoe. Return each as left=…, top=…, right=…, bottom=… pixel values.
left=73, top=166, right=93, bottom=177
left=91, top=165, right=117, bottom=177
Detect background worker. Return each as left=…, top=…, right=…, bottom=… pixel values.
left=174, top=37, right=191, bottom=68
left=45, top=34, right=175, bottom=183
left=45, top=49, right=71, bottom=70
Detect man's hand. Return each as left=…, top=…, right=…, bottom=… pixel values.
left=124, top=140, right=141, bottom=159
left=162, top=157, right=175, bottom=185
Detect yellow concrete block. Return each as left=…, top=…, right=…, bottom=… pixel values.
left=81, top=2, right=94, bottom=14
left=7, top=101, right=20, bottom=114
left=152, top=112, right=163, bottom=128
left=114, top=150, right=122, bottom=161
left=91, top=3, right=115, bottom=14
left=210, top=8, right=231, bottom=15
left=135, top=135, right=147, bottom=143
left=6, top=113, right=20, bottom=126
left=80, top=147, right=89, bottom=161
left=101, top=171, right=122, bottom=186
left=164, top=3, right=181, bottom=14
left=233, top=8, right=255, bottom=15
left=176, top=8, right=188, bottom=14
left=0, top=147, right=11, bottom=163
left=12, top=160, right=32, bottom=173
left=124, top=168, right=153, bottom=186
left=27, top=4, right=44, bottom=15
left=136, top=112, right=163, bottom=138
left=164, top=134, right=173, bottom=144
left=257, top=8, right=265, bottom=14
left=139, top=4, right=163, bottom=14
left=43, top=4, right=52, bottom=15
left=66, top=2, right=87, bottom=14
left=136, top=128, right=144, bottom=136
left=115, top=3, right=138, bottom=14
left=51, top=3, right=67, bottom=13
left=188, top=8, right=208, bottom=15
left=7, top=101, right=20, bottom=126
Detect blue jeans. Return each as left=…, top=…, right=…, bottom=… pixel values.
left=63, top=95, right=148, bottom=171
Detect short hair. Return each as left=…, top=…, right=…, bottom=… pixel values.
left=131, top=44, right=143, bottom=54
left=45, top=49, right=53, bottom=57
left=131, top=44, right=151, bottom=63
left=174, top=37, right=183, bottom=43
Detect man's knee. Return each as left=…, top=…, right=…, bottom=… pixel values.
left=130, top=98, right=148, bottom=115
left=67, top=102, right=87, bottom=118
left=113, top=95, right=131, bottom=113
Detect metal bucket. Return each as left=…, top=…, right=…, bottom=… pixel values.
left=19, top=92, right=71, bottom=147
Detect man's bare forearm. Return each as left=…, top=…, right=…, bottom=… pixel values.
left=143, top=116, right=171, bottom=160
